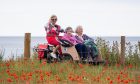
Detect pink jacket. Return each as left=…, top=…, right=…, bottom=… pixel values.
left=62, top=33, right=83, bottom=45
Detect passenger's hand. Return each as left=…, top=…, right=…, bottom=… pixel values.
left=59, top=29, right=64, bottom=32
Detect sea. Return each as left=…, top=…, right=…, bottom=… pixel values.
left=0, top=36, right=140, bottom=60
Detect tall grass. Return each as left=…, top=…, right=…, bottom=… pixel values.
left=0, top=48, right=5, bottom=61
left=1, top=37, right=140, bottom=65
left=95, top=37, right=140, bottom=66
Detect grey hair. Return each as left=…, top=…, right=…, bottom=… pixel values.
left=50, top=14, right=57, bottom=19
left=75, top=25, right=83, bottom=33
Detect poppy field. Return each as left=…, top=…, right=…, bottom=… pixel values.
left=0, top=58, right=140, bottom=84
left=0, top=37, right=140, bottom=84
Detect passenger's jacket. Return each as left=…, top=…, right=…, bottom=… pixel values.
left=62, top=33, right=83, bottom=45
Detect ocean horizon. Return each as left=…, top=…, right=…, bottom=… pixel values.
left=0, top=36, right=140, bottom=60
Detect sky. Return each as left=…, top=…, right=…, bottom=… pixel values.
left=0, top=0, right=140, bottom=36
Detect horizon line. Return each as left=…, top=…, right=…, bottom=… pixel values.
left=0, top=35, right=140, bottom=37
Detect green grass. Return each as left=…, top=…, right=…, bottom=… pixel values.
left=0, top=37, right=140, bottom=84
left=0, top=58, right=140, bottom=84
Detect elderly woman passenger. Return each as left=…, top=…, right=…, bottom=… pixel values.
left=75, top=25, right=101, bottom=61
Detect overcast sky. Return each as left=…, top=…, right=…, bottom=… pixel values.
left=0, top=0, right=140, bottom=36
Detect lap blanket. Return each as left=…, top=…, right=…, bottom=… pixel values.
left=84, top=39, right=98, bottom=57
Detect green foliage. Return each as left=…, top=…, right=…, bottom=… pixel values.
left=125, top=43, right=140, bottom=65
left=95, top=37, right=140, bottom=65
left=109, top=41, right=120, bottom=64
left=95, top=37, right=110, bottom=60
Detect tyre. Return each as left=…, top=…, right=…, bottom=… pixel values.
left=62, top=54, right=73, bottom=61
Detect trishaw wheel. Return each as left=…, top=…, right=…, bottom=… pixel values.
left=62, top=54, right=73, bottom=62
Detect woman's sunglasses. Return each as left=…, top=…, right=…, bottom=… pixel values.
left=51, top=18, right=57, bottom=21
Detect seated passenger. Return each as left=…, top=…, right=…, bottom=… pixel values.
left=62, top=27, right=87, bottom=60
left=44, top=14, right=62, bottom=58
left=75, top=25, right=100, bottom=60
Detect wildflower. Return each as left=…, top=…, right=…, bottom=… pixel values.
left=96, top=76, right=100, bottom=82
left=78, top=63, right=83, bottom=68
left=31, top=62, right=34, bottom=65
left=123, top=79, right=129, bottom=83
left=137, top=76, right=140, bottom=79
left=123, top=73, right=128, bottom=78
left=20, top=73, right=26, bottom=81
left=110, top=80, right=113, bottom=84
left=107, top=76, right=110, bottom=81
left=121, top=79, right=124, bottom=82
left=76, top=76, right=81, bottom=81
left=0, top=79, right=2, bottom=83
left=128, top=64, right=133, bottom=68
left=7, top=78, right=13, bottom=82
left=40, top=73, right=44, bottom=81
left=55, top=75, right=61, bottom=81
left=27, top=76, right=32, bottom=81
left=13, top=74, right=18, bottom=80
left=40, top=76, right=43, bottom=81
left=46, top=71, right=51, bottom=77
left=120, top=71, right=123, bottom=75
left=68, top=75, right=74, bottom=81
left=129, top=79, right=134, bottom=82
left=117, top=75, right=121, bottom=83
left=138, top=79, right=140, bottom=83
left=28, top=72, right=32, bottom=77
left=6, top=63, right=10, bottom=67
left=6, top=69, right=10, bottom=73
left=42, top=61, right=46, bottom=65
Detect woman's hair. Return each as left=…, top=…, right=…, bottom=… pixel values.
left=65, top=27, right=73, bottom=33
left=75, top=25, right=83, bottom=33
left=50, top=14, right=57, bottom=19
left=49, top=14, right=57, bottom=22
